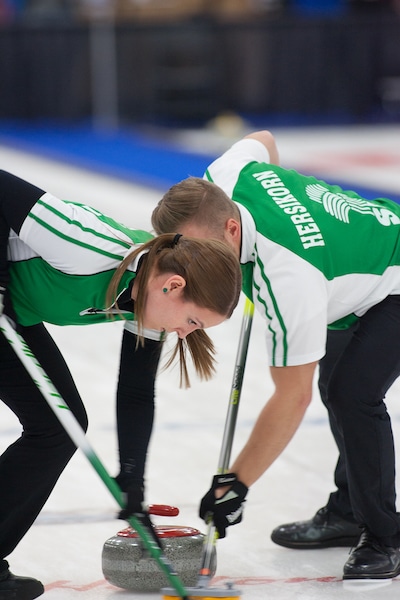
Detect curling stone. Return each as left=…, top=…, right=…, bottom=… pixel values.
left=102, top=504, right=217, bottom=592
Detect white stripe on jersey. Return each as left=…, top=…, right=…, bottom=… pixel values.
left=18, top=193, right=138, bottom=276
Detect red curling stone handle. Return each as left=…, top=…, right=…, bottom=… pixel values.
left=148, top=504, right=179, bottom=517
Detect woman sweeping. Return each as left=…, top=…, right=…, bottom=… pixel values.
left=0, top=170, right=241, bottom=600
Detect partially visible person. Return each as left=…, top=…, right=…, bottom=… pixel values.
left=0, top=170, right=242, bottom=600
left=152, top=130, right=400, bottom=581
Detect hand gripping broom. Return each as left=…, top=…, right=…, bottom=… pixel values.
left=162, top=297, right=254, bottom=600
left=0, top=315, right=191, bottom=600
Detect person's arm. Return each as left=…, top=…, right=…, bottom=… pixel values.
left=0, top=170, right=45, bottom=234
left=243, top=130, right=280, bottom=166
left=231, top=361, right=317, bottom=487
left=115, top=328, right=163, bottom=516
left=0, top=213, right=9, bottom=289
left=0, top=170, right=45, bottom=315
left=199, top=361, right=317, bottom=537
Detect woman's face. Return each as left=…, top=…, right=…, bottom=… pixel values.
left=140, top=273, right=226, bottom=338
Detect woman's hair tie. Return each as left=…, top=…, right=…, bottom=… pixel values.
left=172, top=233, right=182, bottom=247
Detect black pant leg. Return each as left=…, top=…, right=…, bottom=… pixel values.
left=319, top=325, right=359, bottom=521
left=0, top=323, right=87, bottom=558
left=327, top=296, right=400, bottom=540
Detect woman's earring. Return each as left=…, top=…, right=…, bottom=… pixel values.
left=163, top=288, right=168, bottom=293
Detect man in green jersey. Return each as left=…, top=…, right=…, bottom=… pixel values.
left=151, top=130, right=400, bottom=580
left=0, top=170, right=241, bottom=600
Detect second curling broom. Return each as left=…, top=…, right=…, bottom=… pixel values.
left=162, top=297, right=254, bottom=600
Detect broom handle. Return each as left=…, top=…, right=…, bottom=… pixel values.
left=0, top=315, right=190, bottom=600
left=197, top=297, right=254, bottom=588
left=217, top=298, right=255, bottom=472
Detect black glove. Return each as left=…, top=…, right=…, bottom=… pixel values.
left=199, top=473, right=248, bottom=539
left=115, top=478, right=164, bottom=550
left=116, top=480, right=146, bottom=520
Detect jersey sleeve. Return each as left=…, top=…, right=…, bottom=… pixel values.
left=205, top=138, right=271, bottom=198
left=255, top=239, right=328, bottom=366
left=18, top=192, right=135, bottom=275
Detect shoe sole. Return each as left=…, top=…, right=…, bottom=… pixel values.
left=343, top=566, right=400, bottom=580
left=271, top=535, right=360, bottom=550
left=0, top=581, right=44, bottom=600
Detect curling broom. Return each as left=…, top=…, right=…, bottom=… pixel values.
left=0, top=315, right=191, bottom=600
left=162, top=296, right=254, bottom=600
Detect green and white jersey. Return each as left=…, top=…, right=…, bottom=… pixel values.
left=8, top=192, right=153, bottom=326
left=205, top=138, right=400, bottom=367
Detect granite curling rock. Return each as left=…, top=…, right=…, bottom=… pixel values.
left=102, top=504, right=217, bottom=591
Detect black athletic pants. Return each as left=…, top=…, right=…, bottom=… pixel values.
left=319, top=295, right=400, bottom=544
left=0, top=322, right=88, bottom=559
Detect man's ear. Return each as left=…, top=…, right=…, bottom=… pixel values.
left=225, top=218, right=241, bottom=241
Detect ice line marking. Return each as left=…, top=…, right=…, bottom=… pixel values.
left=45, top=580, right=116, bottom=592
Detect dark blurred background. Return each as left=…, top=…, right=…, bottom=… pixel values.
left=0, top=0, right=399, bottom=128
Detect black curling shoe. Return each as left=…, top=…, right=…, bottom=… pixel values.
left=343, top=529, right=400, bottom=580
left=271, top=506, right=361, bottom=549
left=0, top=561, right=44, bottom=600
